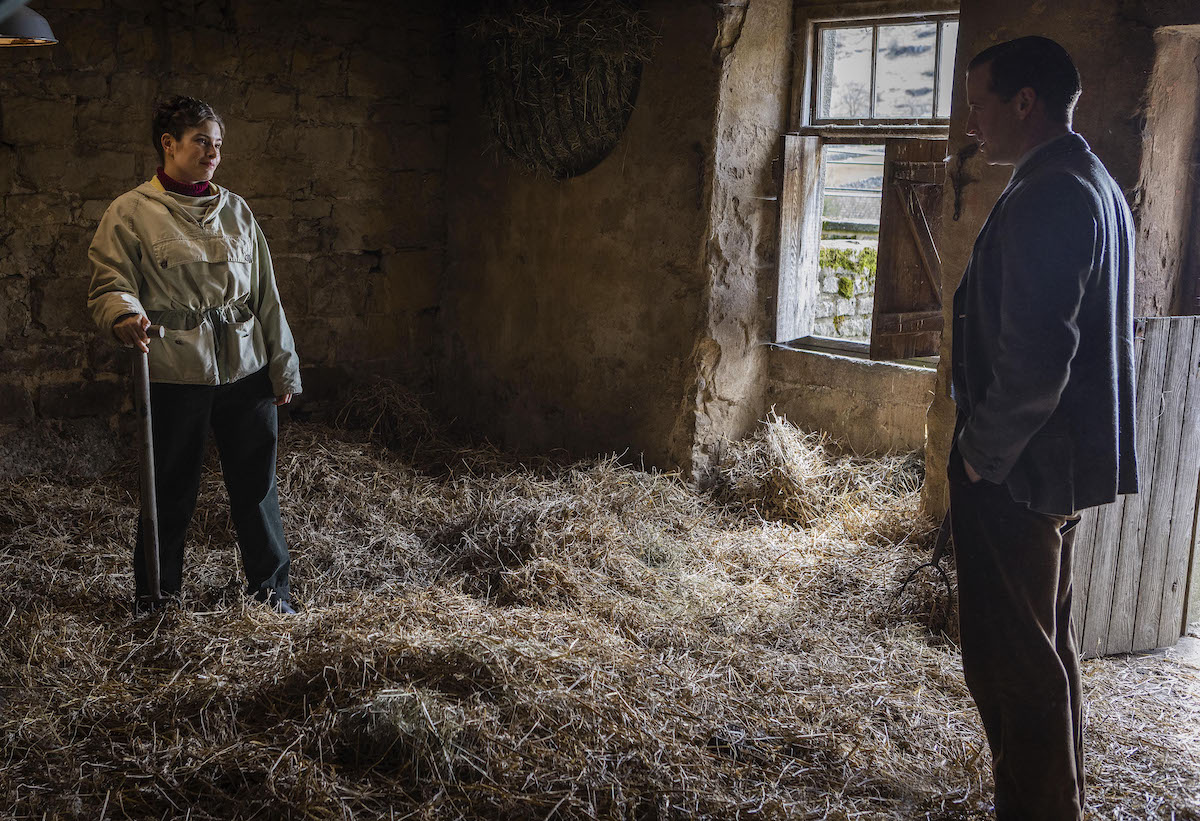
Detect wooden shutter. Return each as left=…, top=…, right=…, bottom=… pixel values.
left=869, top=138, right=948, bottom=360
left=775, top=135, right=823, bottom=343
left=1074, top=316, right=1200, bottom=657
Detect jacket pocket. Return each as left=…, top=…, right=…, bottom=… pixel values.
left=1014, top=434, right=1076, bottom=513
left=223, top=315, right=268, bottom=383
left=149, top=320, right=219, bottom=384
left=152, top=234, right=253, bottom=268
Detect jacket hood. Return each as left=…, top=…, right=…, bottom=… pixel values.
left=135, top=178, right=229, bottom=228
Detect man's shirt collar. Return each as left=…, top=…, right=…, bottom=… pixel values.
left=1011, top=132, right=1088, bottom=181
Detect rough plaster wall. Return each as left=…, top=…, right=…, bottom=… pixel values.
left=684, top=0, right=794, bottom=482
left=440, top=5, right=721, bottom=467
left=768, top=351, right=935, bottom=454
left=731, top=0, right=949, bottom=462
left=922, top=0, right=1168, bottom=516
left=1136, top=27, right=1200, bottom=316
left=0, top=0, right=450, bottom=476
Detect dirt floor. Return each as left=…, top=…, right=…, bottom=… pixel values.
left=1169, top=625, right=1200, bottom=666
left=1, top=405, right=1197, bottom=820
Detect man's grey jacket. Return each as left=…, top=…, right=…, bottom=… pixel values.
left=951, top=132, right=1138, bottom=516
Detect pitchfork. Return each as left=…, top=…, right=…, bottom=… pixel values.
left=133, top=324, right=166, bottom=607
left=892, top=511, right=954, bottom=607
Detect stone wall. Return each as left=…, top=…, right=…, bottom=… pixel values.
left=438, top=0, right=796, bottom=475
left=1135, top=25, right=1200, bottom=317
left=681, top=0, right=795, bottom=481
left=441, top=3, right=724, bottom=468
left=768, top=350, right=935, bottom=455
left=811, top=247, right=877, bottom=341
left=0, top=0, right=450, bottom=473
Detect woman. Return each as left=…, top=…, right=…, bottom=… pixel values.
left=88, top=95, right=302, bottom=614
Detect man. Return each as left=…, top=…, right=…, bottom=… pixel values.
left=950, top=37, right=1138, bottom=820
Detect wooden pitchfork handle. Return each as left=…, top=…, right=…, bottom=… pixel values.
left=134, top=324, right=166, bottom=604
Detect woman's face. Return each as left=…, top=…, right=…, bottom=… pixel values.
left=161, top=119, right=222, bottom=184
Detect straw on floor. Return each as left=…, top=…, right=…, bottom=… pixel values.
left=1, top=395, right=1196, bottom=820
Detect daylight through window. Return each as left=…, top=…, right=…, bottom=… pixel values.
left=815, top=145, right=884, bottom=341
left=815, top=18, right=958, bottom=124
left=791, top=13, right=957, bottom=349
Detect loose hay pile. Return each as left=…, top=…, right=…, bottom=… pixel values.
left=1, top=405, right=1197, bottom=820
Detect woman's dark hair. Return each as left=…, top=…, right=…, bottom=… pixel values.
left=151, top=95, right=225, bottom=163
left=968, top=36, right=1081, bottom=124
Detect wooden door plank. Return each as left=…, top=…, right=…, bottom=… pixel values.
left=1107, top=319, right=1170, bottom=655
left=869, top=138, right=946, bottom=361
left=1080, top=321, right=1146, bottom=658
left=905, top=183, right=943, bottom=271
left=1159, top=317, right=1200, bottom=645
left=1070, top=505, right=1101, bottom=639
left=873, top=310, right=943, bottom=335
left=893, top=184, right=942, bottom=299
left=1133, top=318, right=1194, bottom=649
left=1080, top=496, right=1129, bottom=658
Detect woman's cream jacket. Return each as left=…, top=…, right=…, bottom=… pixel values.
left=87, top=178, right=302, bottom=397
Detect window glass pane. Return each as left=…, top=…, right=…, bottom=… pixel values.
left=874, top=23, right=937, bottom=118
left=937, top=21, right=959, bottom=117
left=816, top=144, right=883, bottom=341
left=819, top=26, right=873, bottom=119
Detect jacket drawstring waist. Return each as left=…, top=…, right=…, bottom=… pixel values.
left=147, top=301, right=253, bottom=379
left=148, top=301, right=252, bottom=331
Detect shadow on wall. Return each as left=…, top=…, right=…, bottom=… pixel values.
left=438, top=2, right=724, bottom=468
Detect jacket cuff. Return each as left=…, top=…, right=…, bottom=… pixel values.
left=955, top=427, right=1013, bottom=484
left=97, top=295, right=146, bottom=341
left=272, top=377, right=302, bottom=398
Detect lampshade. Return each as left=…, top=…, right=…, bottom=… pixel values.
left=0, top=5, right=56, bottom=46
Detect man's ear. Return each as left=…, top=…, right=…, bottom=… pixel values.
left=1015, top=86, right=1038, bottom=119
left=160, top=132, right=173, bottom=157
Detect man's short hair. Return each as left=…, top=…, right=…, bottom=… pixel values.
left=151, top=96, right=225, bottom=164
left=968, top=36, right=1081, bottom=124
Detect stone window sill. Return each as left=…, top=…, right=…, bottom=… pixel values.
left=770, top=336, right=939, bottom=370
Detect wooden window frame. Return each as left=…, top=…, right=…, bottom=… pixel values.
left=777, top=0, right=958, bottom=357
left=810, top=13, right=958, bottom=128
left=788, top=0, right=960, bottom=135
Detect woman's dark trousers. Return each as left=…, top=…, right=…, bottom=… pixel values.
left=134, top=367, right=290, bottom=604
left=948, top=447, right=1083, bottom=821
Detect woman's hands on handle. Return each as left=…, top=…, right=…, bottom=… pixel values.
left=113, top=314, right=153, bottom=353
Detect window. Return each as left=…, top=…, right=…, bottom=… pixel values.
left=814, top=17, right=959, bottom=124
left=777, top=7, right=957, bottom=361
left=813, top=144, right=882, bottom=342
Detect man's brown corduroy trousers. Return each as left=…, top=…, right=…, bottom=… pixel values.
left=948, top=446, right=1084, bottom=821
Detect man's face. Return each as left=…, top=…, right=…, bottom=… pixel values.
left=965, top=62, right=1025, bottom=166
left=162, top=119, right=222, bottom=183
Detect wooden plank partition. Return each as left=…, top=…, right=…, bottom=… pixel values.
left=1073, top=316, right=1200, bottom=658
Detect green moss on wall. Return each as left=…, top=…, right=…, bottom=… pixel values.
left=822, top=246, right=877, bottom=299
left=819, top=246, right=877, bottom=277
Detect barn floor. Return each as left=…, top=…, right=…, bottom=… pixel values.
left=1, top=403, right=1197, bottom=820
left=1168, top=626, right=1200, bottom=669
